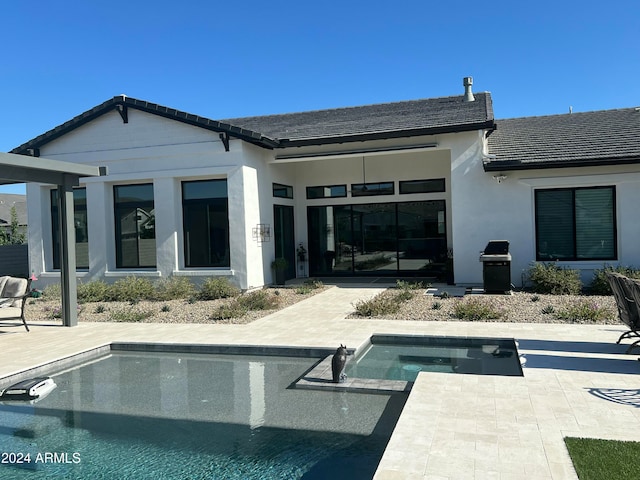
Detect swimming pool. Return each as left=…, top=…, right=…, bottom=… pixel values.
left=0, top=348, right=406, bottom=479
left=346, top=334, right=523, bottom=382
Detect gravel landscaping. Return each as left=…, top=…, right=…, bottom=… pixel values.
left=26, top=284, right=620, bottom=326
left=26, top=286, right=327, bottom=325
left=353, top=290, right=619, bottom=324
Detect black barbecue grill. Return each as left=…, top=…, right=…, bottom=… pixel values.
left=479, top=240, right=512, bottom=294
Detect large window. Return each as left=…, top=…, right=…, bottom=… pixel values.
left=307, top=200, right=446, bottom=275
left=535, top=186, right=616, bottom=261
left=114, top=184, right=156, bottom=268
left=182, top=179, right=230, bottom=268
left=51, top=188, right=89, bottom=269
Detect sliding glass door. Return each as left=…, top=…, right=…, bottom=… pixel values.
left=307, top=200, right=446, bottom=276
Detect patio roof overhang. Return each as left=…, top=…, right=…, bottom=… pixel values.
left=0, top=151, right=106, bottom=328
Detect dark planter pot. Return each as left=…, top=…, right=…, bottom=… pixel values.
left=274, top=269, right=286, bottom=286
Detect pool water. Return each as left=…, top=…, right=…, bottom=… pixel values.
left=0, top=351, right=406, bottom=479
left=346, top=335, right=523, bottom=381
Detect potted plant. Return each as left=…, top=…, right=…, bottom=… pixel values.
left=271, top=257, right=289, bottom=285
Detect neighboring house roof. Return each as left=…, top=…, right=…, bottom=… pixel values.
left=11, top=93, right=495, bottom=154
left=0, top=194, right=27, bottom=226
left=485, top=107, right=640, bottom=171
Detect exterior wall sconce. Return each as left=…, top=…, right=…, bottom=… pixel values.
left=252, top=224, right=271, bottom=243
left=492, top=174, right=508, bottom=184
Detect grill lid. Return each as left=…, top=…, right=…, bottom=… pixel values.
left=483, top=240, right=509, bottom=255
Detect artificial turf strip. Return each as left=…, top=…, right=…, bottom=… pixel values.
left=564, top=437, right=640, bottom=480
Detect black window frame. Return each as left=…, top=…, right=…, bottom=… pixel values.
left=534, top=186, right=617, bottom=261
left=306, top=185, right=347, bottom=199
left=113, top=183, right=156, bottom=269
left=399, top=178, right=446, bottom=194
left=350, top=182, right=394, bottom=197
left=182, top=178, right=230, bottom=268
left=272, top=183, right=293, bottom=199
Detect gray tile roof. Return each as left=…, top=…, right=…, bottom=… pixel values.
left=485, top=107, right=640, bottom=171
left=12, top=93, right=495, bottom=154
left=221, top=93, right=495, bottom=146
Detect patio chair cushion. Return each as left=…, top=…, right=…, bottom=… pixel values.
left=0, top=277, right=29, bottom=308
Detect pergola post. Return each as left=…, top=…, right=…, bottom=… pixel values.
left=58, top=175, right=78, bottom=327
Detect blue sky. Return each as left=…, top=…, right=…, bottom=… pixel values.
left=1, top=0, right=639, bottom=194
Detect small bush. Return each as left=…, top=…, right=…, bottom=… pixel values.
left=161, top=304, right=171, bottom=312
left=42, top=283, right=62, bottom=300
left=530, top=295, right=540, bottom=302
left=154, top=277, right=196, bottom=301
left=110, top=306, right=154, bottom=322
left=235, top=290, right=279, bottom=311
left=94, top=304, right=106, bottom=314
left=554, top=300, right=614, bottom=323
left=110, top=276, right=155, bottom=302
left=210, top=302, right=248, bottom=321
left=541, top=305, right=555, bottom=315
left=77, top=280, right=111, bottom=303
left=303, top=279, right=324, bottom=289
left=394, top=288, right=415, bottom=302
left=395, top=280, right=427, bottom=290
left=295, top=285, right=312, bottom=295
left=431, top=301, right=442, bottom=310
left=198, top=277, right=241, bottom=300
left=528, top=263, right=583, bottom=295
left=590, top=265, right=640, bottom=295
left=453, top=298, right=504, bottom=321
left=353, top=292, right=401, bottom=317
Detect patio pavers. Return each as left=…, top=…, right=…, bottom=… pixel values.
left=1, top=284, right=639, bottom=479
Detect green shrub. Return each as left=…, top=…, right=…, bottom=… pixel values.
left=431, top=301, right=442, bottom=310
left=110, top=276, right=155, bottom=302
left=235, top=290, right=279, bottom=310
left=528, top=263, right=583, bottom=295
left=42, top=283, right=62, bottom=300
left=352, top=291, right=402, bottom=317
left=452, top=298, right=504, bottom=321
left=198, top=277, right=241, bottom=300
left=154, top=277, right=196, bottom=300
left=541, top=305, right=555, bottom=315
left=295, top=285, right=312, bottom=295
left=554, top=300, right=614, bottom=323
left=303, top=279, right=324, bottom=289
left=210, top=302, right=248, bottom=321
left=530, top=295, right=540, bottom=302
left=94, top=304, right=106, bottom=314
left=110, top=306, right=154, bottom=322
left=395, top=279, right=426, bottom=290
left=590, top=265, right=640, bottom=295
left=161, top=304, right=171, bottom=312
left=78, top=280, right=111, bottom=303
left=394, top=288, right=415, bottom=302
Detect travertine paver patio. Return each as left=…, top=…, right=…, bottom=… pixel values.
left=1, top=284, right=639, bottom=479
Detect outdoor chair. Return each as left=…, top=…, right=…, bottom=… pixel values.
left=0, top=276, right=32, bottom=332
left=606, top=272, right=640, bottom=353
left=619, top=276, right=640, bottom=354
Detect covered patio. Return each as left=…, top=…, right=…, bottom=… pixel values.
left=0, top=151, right=105, bottom=326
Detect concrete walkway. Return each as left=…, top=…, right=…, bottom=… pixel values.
left=1, top=284, right=639, bottom=479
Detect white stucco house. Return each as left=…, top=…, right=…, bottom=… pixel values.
left=10, top=78, right=640, bottom=290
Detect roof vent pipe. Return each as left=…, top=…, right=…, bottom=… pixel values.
left=463, top=77, right=475, bottom=102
